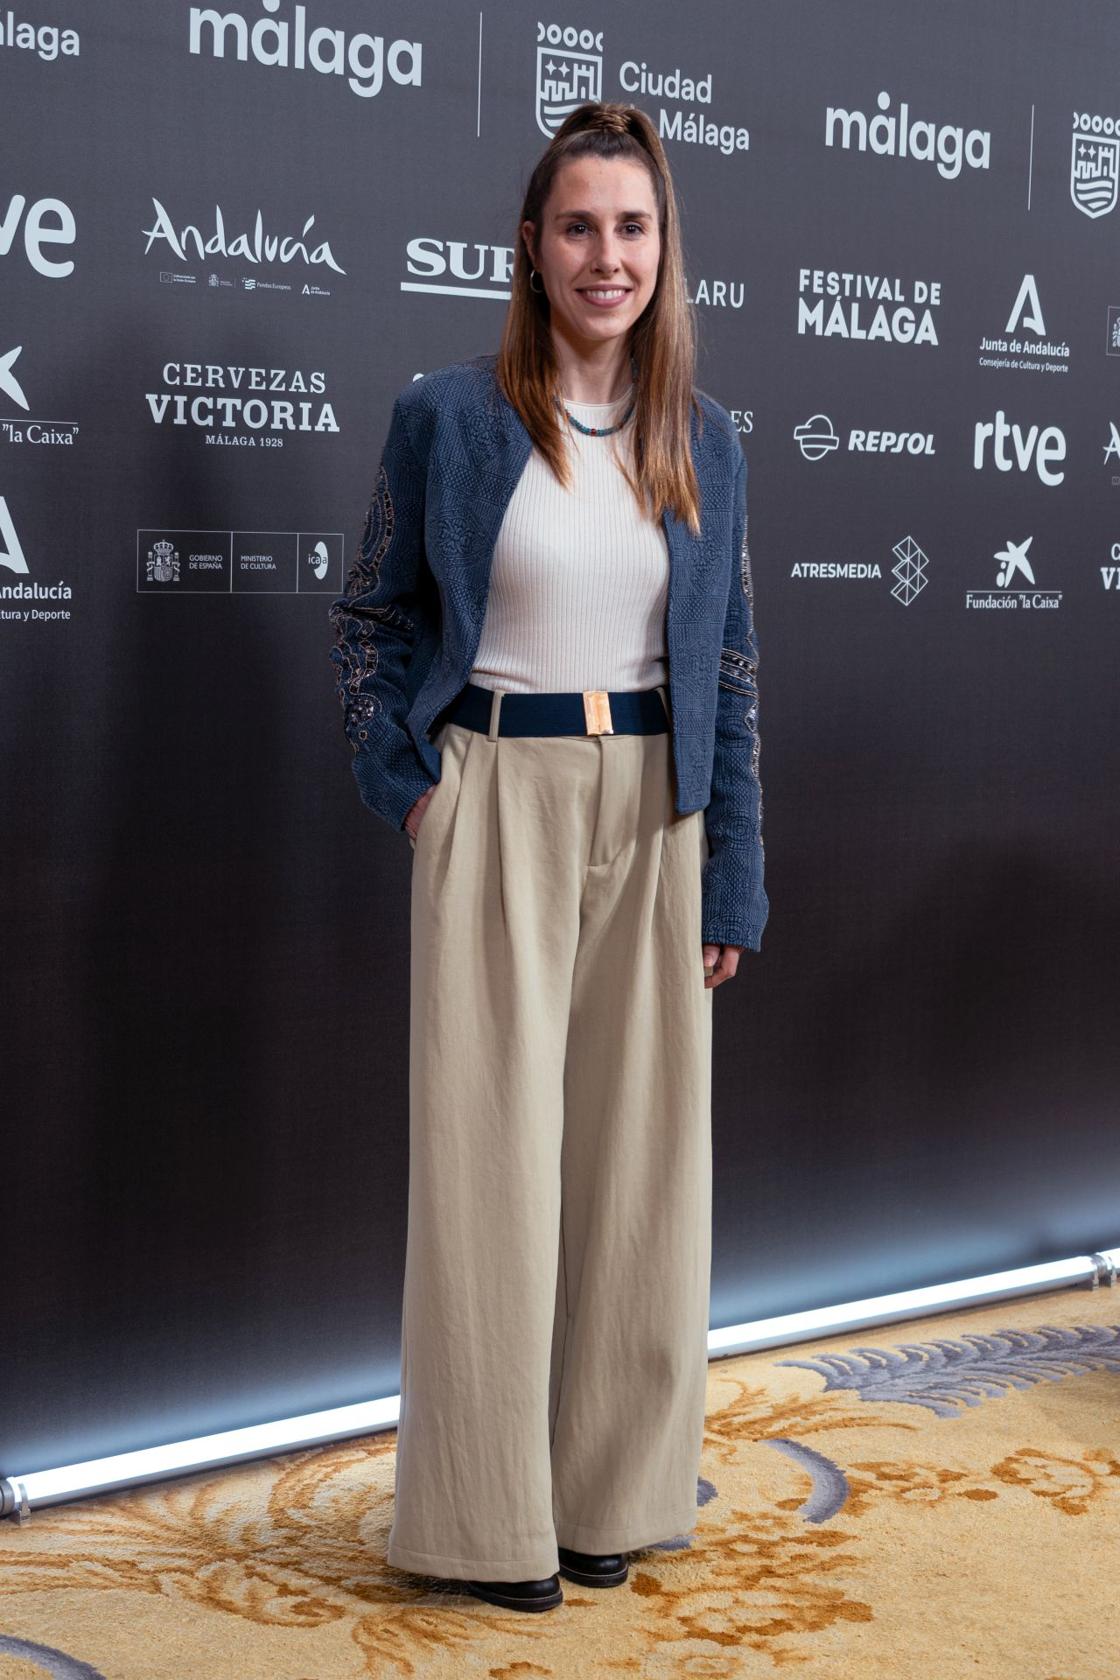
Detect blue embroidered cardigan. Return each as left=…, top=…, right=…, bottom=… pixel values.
left=328, top=352, right=769, bottom=952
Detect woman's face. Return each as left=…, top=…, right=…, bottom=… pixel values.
left=522, top=155, right=661, bottom=355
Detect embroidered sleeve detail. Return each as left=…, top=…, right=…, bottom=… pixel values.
left=717, top=521, right=760, bottom=718
left=325, top=442, right=426, bottom=751
left=323, top=385, right=452, bottom=832
left=740, top=521, right=756, bottom=609
left=717, top=642, right=757, bottom=696
left=344, top=464, right=395, bottom=595
left=708, top=476, right=766, bottom=884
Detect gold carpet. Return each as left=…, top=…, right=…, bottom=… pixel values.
left=0, top=1280, right=1117, bottom=1678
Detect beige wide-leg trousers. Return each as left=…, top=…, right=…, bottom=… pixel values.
left=386, top=686, right=713, bottom=1582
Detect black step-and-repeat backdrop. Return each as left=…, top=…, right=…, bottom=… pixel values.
left=2, top=1, right=1117, bottom=1475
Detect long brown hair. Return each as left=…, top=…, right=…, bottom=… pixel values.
left=496, top=101, right=704, bottom=536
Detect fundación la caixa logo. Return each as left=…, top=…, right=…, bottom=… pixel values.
left=965, top=537, right=1062, bottom=612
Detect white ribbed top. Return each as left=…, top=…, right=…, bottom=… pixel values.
left=469, top=388, right=670, bottom=694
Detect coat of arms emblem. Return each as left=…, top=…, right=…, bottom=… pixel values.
left=535, top=25, right=603, bottom=138
left=1070, top=113, right=1119, bottom=219
left=146, top=540, right=179, bottom=584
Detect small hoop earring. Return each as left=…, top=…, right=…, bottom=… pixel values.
left=529, top=267, right=545, bottom=295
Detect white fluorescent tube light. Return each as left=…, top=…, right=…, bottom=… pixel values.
left=3, top=1395, right=401, bottom=1515
left=708, top=1248, right=1119, bottom=1356
left=3, top=1245, right=1115, bottom=1518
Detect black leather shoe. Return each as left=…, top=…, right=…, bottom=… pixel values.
left=463, top=1573, right=563, bottom=1611
left=556, top=1545, right=629, bottom=1587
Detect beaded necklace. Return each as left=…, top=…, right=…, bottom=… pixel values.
left=556, top=355, right=638, bottom=437
left=557, top=393, right=635, bottom=436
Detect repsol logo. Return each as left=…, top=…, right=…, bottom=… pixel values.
left=794, top=412, right=936, bottom=462
left=850, top=430, right=935, bottom=454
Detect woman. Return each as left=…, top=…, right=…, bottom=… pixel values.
left=328, top=101, right=768, bottom=1614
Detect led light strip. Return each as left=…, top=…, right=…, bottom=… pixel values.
left=2, top=1246, right=1115, bottom=1521
left=707, top=1248, right=1118, bottom=1355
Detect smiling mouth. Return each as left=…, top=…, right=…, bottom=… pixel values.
left=578, top=286, right=632, bottom=300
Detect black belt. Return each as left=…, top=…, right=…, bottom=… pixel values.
left=444, top=681, right=670, bottom=738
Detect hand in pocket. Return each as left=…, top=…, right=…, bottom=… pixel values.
left=405, top=783, right=438, bottom=849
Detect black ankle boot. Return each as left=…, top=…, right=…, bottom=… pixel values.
left=464, top=1572, right=563, bottom=1611
left=556, top=1544, right=629, bottom=1587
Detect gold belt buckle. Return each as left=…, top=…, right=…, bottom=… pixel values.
left=582, top=690, right=614, bottom=735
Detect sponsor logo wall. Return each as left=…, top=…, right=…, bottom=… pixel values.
left=5, top=15, right=1119, bottom=619
left=1, top=1, right=1116, bottom=1468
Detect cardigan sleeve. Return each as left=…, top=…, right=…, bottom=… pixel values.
left=700, top=446, right=770, bottom=950
left=327, top=393, right=438, bottom=832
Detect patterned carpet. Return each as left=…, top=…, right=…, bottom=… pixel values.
left=0, top=1280, right=1117, bottom=1679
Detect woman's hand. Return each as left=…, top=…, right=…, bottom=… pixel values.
left=703, top=943, right=744, bottom=987
left=404, top=785, right=437, bottom=849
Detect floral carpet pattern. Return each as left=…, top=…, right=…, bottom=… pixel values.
left=0, top=1282, right=1116, bottom=1679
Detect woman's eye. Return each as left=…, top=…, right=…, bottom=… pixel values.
left=565, top=222, right=645, bottom=237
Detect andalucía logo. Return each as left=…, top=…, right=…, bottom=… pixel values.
left=1070, top=111, right=1119, bottom=218
left=0, top=496, right=73, bottom=621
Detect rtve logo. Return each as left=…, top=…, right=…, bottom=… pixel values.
left=973, top=410, right=1066, bottom=486
left=0, top=188, right=76, bottom=278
